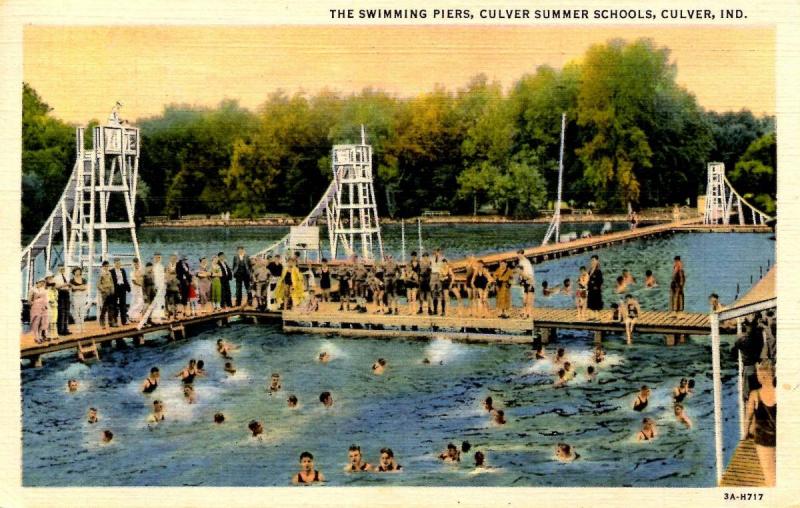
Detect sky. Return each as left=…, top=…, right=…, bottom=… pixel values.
left=23, top=25, right=775, bottom=124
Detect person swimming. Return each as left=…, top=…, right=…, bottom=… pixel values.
left=554, top=348, right=567, bottom=365
left=644, top=270, right=658, bottom=288
left=318, top=352, right=331, bottom=363
left=293, top=451, right=326, bottom=484
left=224, top=362, right=236, bottom=375
left=674, top=403, right=693, bottom=428
left=344, top=444, right=372, bottom=472
left=67, top=379, right=79, bottom=392
left=561, top=278, right=572, bottom=296
left=287, top=395, right=298, bottom=408
left=319, top=391, right=333, bottom=408
left=216, top=339, right=238, bottom=358
left=554, top=369, right=567, bottom=388
left=147, top=400, right=166, bottom=425
left=615, top=276, right=627, bottom=294
left=214, top=412, right=225, bottom=424
left=633, top=386, right=651, bottom=412
left=638, top=418, right=657, bottom=441
left=196, top=360, right=206, bottom=376
left=87, top=407, right=99, bottom=424
left=493, top=409, right=507, bottom=425
left=534, top=344, right=546, bottom=360
left=176, top=359, right=200, bottom=386
left=594, top=345, right=606, bottom=363
left=586, top=365, right=597, bottom=382
left=673, top=378, right=692, bottom=403
left=541, top=281, right=559, bottom=297
left=376, top=447, right=402, bottom=472
left=622, top=269, right=636, bottom=285
left=483, top=396, right=495, bottom=413
left=269, top=373, right=282, bottom=393
left=372, top=358, right=387, bottom=375
left=183, top=385, right=197, bottom=404
left=101, top=430, right=114, bottom=444
left=438, top=443, right=461, bottom=462
left=474, top=451, right=486, bottom=468
left=142, top=367, right=160, bottom=394
left=248, top=420, right=264, bottom=438
left=563, top=362, right=576, bottom=380
left=555, top=443, right=580, bottom=462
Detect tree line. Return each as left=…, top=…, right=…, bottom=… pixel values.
left=22, top=38, right=776, bottom=235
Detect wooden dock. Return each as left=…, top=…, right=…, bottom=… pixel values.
left=720, top=439, right=766, bottom=486
left=20, top=308, right=281, bottom=367
left=281, top=302, right=734, bottom=344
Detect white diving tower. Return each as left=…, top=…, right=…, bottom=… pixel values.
left=542, top=112, right=566, bottom=245
left=21, top=104, right=141, bottom=316
left=703, top=162, right=773, bottom=225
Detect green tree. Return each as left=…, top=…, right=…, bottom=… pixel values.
left=729, top=132, right=776, bottom=214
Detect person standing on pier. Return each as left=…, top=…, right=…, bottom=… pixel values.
left=176, top=255, right=193, bottom=308
left=98, top=261, right=115, bottom=329
left=267, top=254, right=283, bottom=311
left=69, top=267, right=88, bottom=333
left=28, top=279, right=48, bottom=343
left=218, top=252, right=233, bottom=308
left=419, top=253, right=432, bottom=315
left=54, top=266, right=71, bottom=336
left=110, top=258, right=131, bottom=326
left=670, top=256, right=685, bottom=312
left=129, top=258, right=144, bottom=322
left=516, top=250, right=535, bottom=315
left=232, top=246, right=252, bottom=307
left=151, top=253, right=166, bottom=322
left=430, top=248, right=444, bottom=315
left=493, top=261, right=513, bottom=319
left=196, top=257, right=211, bottom=313
left=587, top=255, right=604, bottom=320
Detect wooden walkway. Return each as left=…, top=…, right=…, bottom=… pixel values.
left=720, top=439, right=766, bottom=486
left=281, top=302, right=734, bottom=343
left=21, top=307, right=281, bottom=366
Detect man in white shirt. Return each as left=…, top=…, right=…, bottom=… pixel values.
left=54, top=265, right=72, bottom=335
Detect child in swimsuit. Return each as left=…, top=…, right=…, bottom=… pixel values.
left=633, top=385, right=650, bottom=412
left=292, top=451, right=326, bottom=484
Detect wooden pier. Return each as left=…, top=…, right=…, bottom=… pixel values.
left=20, top=308, right=281, bottom=367
left=281, top=302, right=734, bottom=344
left=720, top=439, right=766, bottom=486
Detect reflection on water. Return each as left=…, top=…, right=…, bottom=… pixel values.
left=22, top=228, right=773, bottom=486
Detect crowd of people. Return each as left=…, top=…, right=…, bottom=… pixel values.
left=26, top=245, right=694, bottom=345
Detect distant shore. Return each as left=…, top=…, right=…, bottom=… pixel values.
left=141, top=208, right=697, bottom=228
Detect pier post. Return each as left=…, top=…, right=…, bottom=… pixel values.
left=133, top=335, right=145, bottom=346
left=665, top=334, right=676, bottom=346
left=114, top=338, right=127, bottom=349
left=538, top=327, right=552, bottom=344
left=31, top=354, right=43, bottom=368
left=593, top=330, right=603, bottom=344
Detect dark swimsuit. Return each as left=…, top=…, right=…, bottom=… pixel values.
left=378, top=464, right=401, bottom=472
left=320, top=269, right=331, bottom=290
left=142, top=378, right=158, bottom=393
left=473, top=274, right=488, bottom=290
left=627, top=303, right=639, bottom=319
left=349, top=463, right=369, bottom=472
left=633, top=395, right=648, bottom=412
left=182, top=370, right=196, bottom=386
left=754, top=391, right=776, bottom=447
left=673, top=389, right=688, bottom=403
left=297, top=470, right=320, bottom=483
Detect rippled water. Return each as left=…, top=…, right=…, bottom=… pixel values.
left=22, top=226, right=774, bottom=487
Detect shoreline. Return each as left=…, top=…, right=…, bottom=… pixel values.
left=141, top=210, right=695, bottom=229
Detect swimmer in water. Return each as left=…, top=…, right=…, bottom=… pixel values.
left=224, top=362, right=236, bottom=375
left=344, top=445, right=372, bottom=472
left=561, top=278, right=572, bottom=296
left=541, top=281, right=559, bottom=297
left=183, top=385, right=197, bottom=404
left=147, top=400, right=166, bottom=424
left=637, top=418, right=657, bottom=441
left=474, top=451, right=486, bottom=467
left=372, top=358, right=387, bottom=375
left=422, top=358, right=431, bottom=364
left=615, top=276, right=627, bottom=294
left=287, top=395, right=298, bottom=408
left=248, top=420, right=264, bottom=438
left=633, top=385, right=651, bottom=412
left=594, top=345, right=606, bottom=363
left=318, top=351, right=331, bottom=363
left=142, top=367, right=160, bottom=394
left=101, top=430, right=114, bottom=444
left=644, top=270, right=658, bottom=288
left=586, top=365, right=597, bottom=382
left=493, top=409, right=507, bottom=425
left=268, top=373, right=282, bottom=393
left=319, top=391, right=333, bottom=408
left=527, top=343, right=546, bottom=360
left=376, top=447, right=402, bottom=472
left=555, top=443, right=580, bottom=462
left=214, top=412, right=225, bottom=424
left=438, top=443, right=461, bottom=462
left=673, top=378, right=691, bottom=403
left=176, top=359, right=200, bottom=386
left=196, top=360, right=206, bottom=376
left=216, top=339, right=239, bottom=358
left=483, top=396, right=495, bottom=413
left=554, top=369, right=567, bottom=388
left=292, top=451, right=325, bottom=484
left=67, top=379, right=79, bottom=392
left=87, top=407, right=99, bottom=424
left=674, top=403, right=693, bottom=428
left=622, top=269, right=636, bottom=286
left=554, top=348, right=567, bottom=365
left=563, top=362, right=576, bottom=380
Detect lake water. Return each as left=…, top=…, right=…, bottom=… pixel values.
left=21, top=225, right=774, bottom=486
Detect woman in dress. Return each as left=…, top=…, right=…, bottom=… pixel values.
left=28, top=279, right=49, bottom=343
left=587, top=255, right=604, bottom=320
left=210, top=256, right=223, bottom=310
left=745, top=360, right=776, bottom=486
left=196, top=257, right=212, bottom=313
left=493, top=261, right=513, bottom=318
left=46, top=277, right=58, bottom=339
left=70, top=268, right=88, bottom=333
